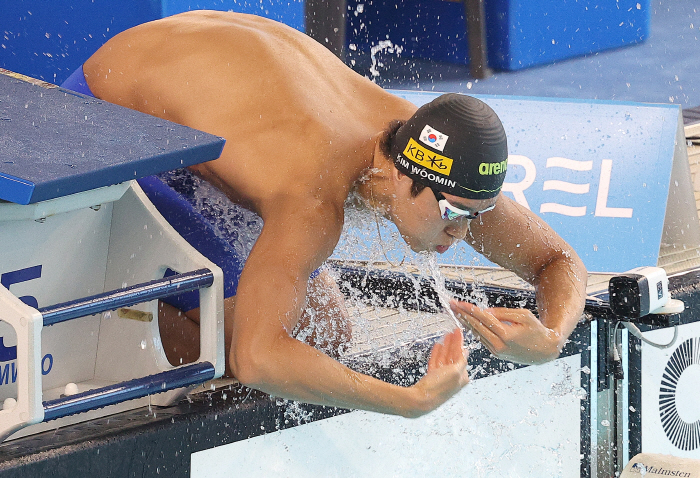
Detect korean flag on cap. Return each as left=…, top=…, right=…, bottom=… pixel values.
left=419, top=125, right=449, bottom=152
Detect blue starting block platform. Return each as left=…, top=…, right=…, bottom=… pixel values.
left=0, top=70, right=227, bottom=441
left=0, top=69, right=225, bottom=205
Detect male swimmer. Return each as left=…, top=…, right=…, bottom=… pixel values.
left=64, top=11, right=587, bottom=417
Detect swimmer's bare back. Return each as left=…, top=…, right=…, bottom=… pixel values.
left=84, top=10, right=416, bottom=219
left=81, top=11, right=473, bottom=417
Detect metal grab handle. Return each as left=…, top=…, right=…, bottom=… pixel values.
left=39, top=269, right=214, bottom=326
left=42, top=362, right=216, bottom=422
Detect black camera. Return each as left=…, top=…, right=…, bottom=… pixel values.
left=608, top=267, right=683, bottom=323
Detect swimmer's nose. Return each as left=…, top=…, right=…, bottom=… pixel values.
left=445, top=219, right=469, bottom=240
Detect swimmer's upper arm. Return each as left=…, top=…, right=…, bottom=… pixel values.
left=226, top=199, right=343, bottom=374
left=256, top=198, right=343, bottom=281
left=465, top=194, right=574, bottom=283
left=466, top=194, right=586, bottom=339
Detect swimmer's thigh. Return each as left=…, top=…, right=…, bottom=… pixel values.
left=294, top=269, right=351, bottom=356
left=158, top=295, right=237, bottom=366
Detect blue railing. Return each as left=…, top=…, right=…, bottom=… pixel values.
left=39, top=269, right=213, bottom=326
left=33, top=268, right=218, bottom=420
left=42, top=362, right=216, bottom=421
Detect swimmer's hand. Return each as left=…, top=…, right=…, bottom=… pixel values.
left=405, top=328, right=470, bottom=418
left=450, top=300, right=563, bottom=365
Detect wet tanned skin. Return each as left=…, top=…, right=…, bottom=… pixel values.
left=84, top=11, right=586, bottom=417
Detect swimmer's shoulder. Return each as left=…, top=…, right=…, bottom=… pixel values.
left=257, top=186, right=347, bottom=256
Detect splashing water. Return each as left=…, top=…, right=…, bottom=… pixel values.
left=276, top=398, right=315, bottom=427
left=334, top=202, right=492, bottom=351
left=419, top=252, right=462, bottom=330
left=334, top=205, right=469, bottom=352
left=369, top=40, right=403, bottom=79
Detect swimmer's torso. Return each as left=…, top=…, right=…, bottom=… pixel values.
left=84, top=10, right=417, bottom=219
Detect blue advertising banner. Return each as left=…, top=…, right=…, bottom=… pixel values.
left=334, top=91, right=693, bottom=273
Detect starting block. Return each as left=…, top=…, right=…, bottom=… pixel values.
left=0, top=70, right=227, bottom=441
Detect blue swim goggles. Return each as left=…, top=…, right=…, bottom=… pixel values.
left=432, top=189, right=496, bottom=220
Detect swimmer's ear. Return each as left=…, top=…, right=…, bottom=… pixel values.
left=391, top=162, right=409, bottom=181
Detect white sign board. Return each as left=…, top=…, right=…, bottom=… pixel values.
left=192, top=355, right=583, bottom=478
left=641, top=322, right=700, bottom=458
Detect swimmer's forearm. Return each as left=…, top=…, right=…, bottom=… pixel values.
left=230, top=336, right=426, bottom=417
left=533, top=251, right=587, bottom=347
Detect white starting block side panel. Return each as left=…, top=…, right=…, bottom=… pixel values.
left=0, top=203, right=113, bottom=401
left=0, top=180, right=225, bottom=441
left=191, top=355, right=583, bottom=478
left=93, top=182, right=225, bottom=405
left=639, top=322, right=700, bottom=458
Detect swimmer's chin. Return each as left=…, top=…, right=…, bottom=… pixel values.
left=401, top=237, right=448, bottom=254
left=403, top=243, right=449, bottom=254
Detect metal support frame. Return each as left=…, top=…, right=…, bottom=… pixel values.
left=464, top=0, right=492, bottom=79
left=40, top=269, right=214, bottom=327
left=305, top=0, right=347, bottom=59
left=42, top=362, right=215, bottom=422
left=305, top=0, right=492, bottom=79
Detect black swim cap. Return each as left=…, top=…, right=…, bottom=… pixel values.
left=391, top=93, right=508, bottom=199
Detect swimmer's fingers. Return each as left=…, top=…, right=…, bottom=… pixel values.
left=450, top=301, right=515, bottom=358
left=487, top=307, right=533, bottom=325
left=489, top=307, right=564, bottom=364
left=444, top=328, right=467, bottom=364
left=460, top=317, right=505, bottom=357
left=414, top=329, right=470, bottom=416
left=428, top=328, right=466, bottom=371
left=428, top=339, right=445, bottom=370
left=452, top=301, right=562, bottom=364
left=450, top=300, right=506, bottom=342
left=427, top=330, right=453, bottom=370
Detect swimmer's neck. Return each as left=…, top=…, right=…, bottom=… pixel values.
left=350, top=167, right=394, bottom=221
left=346, top=133, right=393, bottom=211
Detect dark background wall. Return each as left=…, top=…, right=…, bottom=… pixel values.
left=1, top=0, right=161, bottom=84
left=0, top=0, right=304, bottom=85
